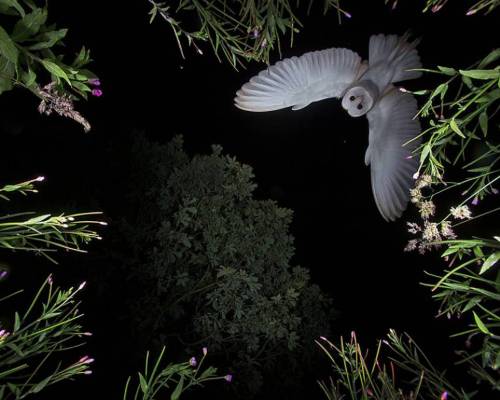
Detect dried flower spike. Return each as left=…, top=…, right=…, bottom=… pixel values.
left=37, top=82, right=91, bottom=132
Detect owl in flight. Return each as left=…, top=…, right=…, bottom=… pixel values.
left=234, top=34, right=422, bottom=221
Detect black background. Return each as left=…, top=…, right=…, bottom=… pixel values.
left=0, top=0, right=497, bottom=398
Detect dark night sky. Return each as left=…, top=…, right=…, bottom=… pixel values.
left=0, top=0, right=498, bottom=398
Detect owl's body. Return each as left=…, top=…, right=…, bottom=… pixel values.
left=234, top=34, right=422, bottom=221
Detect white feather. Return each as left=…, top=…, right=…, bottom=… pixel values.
left=365, top=88, right=421, bottom=221
left=234, top=48, right=363, bottom=112
left=368, top=33, right=422, bottom=83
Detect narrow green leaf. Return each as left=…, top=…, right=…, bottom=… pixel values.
left=462, top=297, right=481, bottom=312
left=442, top=246, right=460, bottom=257
left=41, top=59, right=71, bottom=85
left=27, top=213, right=51, bottom=224
left=462, top=75, right=474, bottom=89
left=478, top=48, right=500, bottom=68
left=437, top=66, right=457, bottom=76
left=13, top=311, right=20, bottom=332
left=480, top=252, right=500, bottom=274
left=138, top=372, right=148, bottom=394
left=170, top=374, right=185, bottom=400
left=459, top=69, right=500, bottom=80
left=473, top=246, right=484, bottom=258
left=472, top=311, right=491, bottom=335
left=420, top=144, right=431, bottom=163
left=0, top=25, right=19, bottom=64
left=449, top=119, right=465, bottom=138
left=31, top=376, right=52, bottom=393
left=479, top=111, right=488, bottom=136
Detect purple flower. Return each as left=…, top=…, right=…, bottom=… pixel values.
left=47, top=274, right=53, bottom=285
left=471, top=197, right=479, bottom=206
left=91, top=88, right=103, bottom=97
left=189, top=357, right=197, bottom=367
left=224, top=374, right=233, bottom=382
left=88, top=78, right=101, bottom=86
left=440, top=391, right=448, bottom=400
left=0, top=270, right=7, bottom=280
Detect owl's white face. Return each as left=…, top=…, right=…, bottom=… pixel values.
left=341, top=86, right=376, bottom=117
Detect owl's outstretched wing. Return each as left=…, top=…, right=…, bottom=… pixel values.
left=365, top=87, right=421, bottom=221
left=235, top=48, right=364, bottom=112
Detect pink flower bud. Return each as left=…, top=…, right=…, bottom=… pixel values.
left=88, top=78, right=101, bottom=86
left=91, top=88, right=103, bottom=97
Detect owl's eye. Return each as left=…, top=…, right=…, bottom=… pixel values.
left=357, top=104, right=363, bottom=110
left=349, top=96, right=355, bottom=101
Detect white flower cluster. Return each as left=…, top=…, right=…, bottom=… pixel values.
left=404, top=175, right=467, bottom=254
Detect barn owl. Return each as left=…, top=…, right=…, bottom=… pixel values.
left=234, top=34, right=422, bottom=221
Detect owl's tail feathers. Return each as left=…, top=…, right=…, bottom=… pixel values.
left=369, top=33, right=422, bottom=83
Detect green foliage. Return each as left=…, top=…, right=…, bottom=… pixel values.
left=0, top=277, right=93, bottom=399
left=413, top=48, right=500, bottom=188
left=0, top=0, right=98, bottom=130
left=318, top=330, right=471, bottom=400
left=119, top=135, right=334, bottom=394
left=424, top=237, right=500, bottom=391
left=123, top=346, right=229, bottom=400
left=147, top=0, right=350, bottom=68
left=0, top=177, right=105, bottom=264
left=403, top=49, right=500, bottom=392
